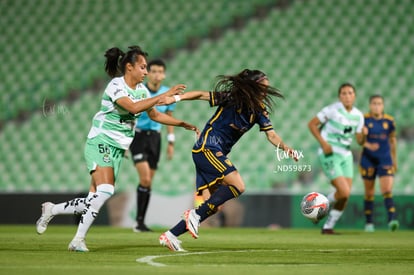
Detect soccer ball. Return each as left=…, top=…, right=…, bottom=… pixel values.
left=300, top=192, right=330, bottom=223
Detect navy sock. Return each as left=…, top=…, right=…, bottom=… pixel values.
left=196, top=184, right=242, bottom=222
left=169, top=185, right=242, bottom=237
left=170, top=220, right=187, bottom=237
left=383, top=192, right=396, bottom=221
left=364, top=196, right=374, bottom=224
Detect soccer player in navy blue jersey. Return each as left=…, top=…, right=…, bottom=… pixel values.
left=359, top=95, right=399, bottom=232
left=158, top=69, right=298, bottom=251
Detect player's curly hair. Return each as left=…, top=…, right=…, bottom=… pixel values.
left=104, top=45, right=148, bottom=78
left=213, top=69, right=284, bottom=113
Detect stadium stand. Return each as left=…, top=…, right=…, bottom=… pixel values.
left=0, top=0, right=412, bottom=196
left=0, top=0, right=275, bottom=122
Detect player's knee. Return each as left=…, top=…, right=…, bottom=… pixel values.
left=364, top=190, right=375, bottom=198
left=139, top=177, right=152, bottom=187
left=336, top=190, right=351, bottom=200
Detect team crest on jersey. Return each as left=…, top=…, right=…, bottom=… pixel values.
left=368, top=122, right=373, bottom=128
left=103, top=154, right=111, bottom=163
left=383, top=122, right=388, bottom=129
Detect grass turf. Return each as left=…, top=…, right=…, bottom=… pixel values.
left=0, top=225, right=413, bottom=275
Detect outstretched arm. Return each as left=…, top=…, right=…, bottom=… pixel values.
left=147, top=108, right=199, bottom=133
left=116, top=95, right=159, bottom=114
left=158, top=91, right=210, bottom=105
left=178, top=91, right=210, bottom=101
left=116, top=84, right=186, bottom=114
left=166, top=110, right=175, bottom=160
left=265, top=129, right=298, bottom=161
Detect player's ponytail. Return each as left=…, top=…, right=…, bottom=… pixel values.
left=104, top=46, right=148, bottom=78
left=104, top=47, right=125, bottom=78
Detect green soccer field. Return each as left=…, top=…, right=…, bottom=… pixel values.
left=0, top=225, right=413, bottom=275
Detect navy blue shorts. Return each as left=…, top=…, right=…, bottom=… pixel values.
left=359, top=153, right=394, bottom=180
left=192, top=149, right=237, bottom=195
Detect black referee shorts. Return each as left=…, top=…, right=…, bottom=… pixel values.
left=129, top=130, right=161, bottom=169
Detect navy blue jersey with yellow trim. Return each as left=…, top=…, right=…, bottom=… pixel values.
left=362, top=113, right=395, bottom=159
left=193, top=91, right=273, bottom=155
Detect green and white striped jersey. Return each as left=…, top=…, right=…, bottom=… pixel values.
left=87, top=76, right=150, bottom=149
left=316, top=101, right=364, bottom=156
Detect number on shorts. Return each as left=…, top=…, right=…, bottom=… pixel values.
left=98, top=144, right=110, bottom=154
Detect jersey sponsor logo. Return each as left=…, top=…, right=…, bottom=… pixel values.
left=343, top=126, right=353, bottom=134
left=229, top=123, right=248, bottom=133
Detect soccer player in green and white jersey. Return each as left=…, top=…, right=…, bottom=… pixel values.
left=35, top=46, right=197, bottom=251
left=308, top=83, right=365, bottom=234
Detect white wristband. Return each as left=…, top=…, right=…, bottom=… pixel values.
left=167, top=133, right=175, bottom=143
left=173, top=95, right=181, bottom=102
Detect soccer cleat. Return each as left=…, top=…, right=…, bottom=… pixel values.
left=183, top=209, right=200, bottom=239
left=68, top=238, right=89, bottom=252
left=159, top=231, right=186, bottom=252
left=36, top=202, right=55, bottom=234
left=133, top=223, right=152, bottom=233
left=321, top=228, right=340, bottom=235
left=388, top=220, right=399, bottom=232
left=365, top=223, right=375, bottom=233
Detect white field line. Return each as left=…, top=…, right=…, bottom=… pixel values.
left=136, top=248, right=396, bottom=267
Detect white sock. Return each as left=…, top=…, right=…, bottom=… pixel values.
left=74, top=184, right=114, bottom=239
left=323, top=209, right=343, bottom=229
left=51, top=192, right=95, bottom=215
left=327, top=192, right=336, bottom=205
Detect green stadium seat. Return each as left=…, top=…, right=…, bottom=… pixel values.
left=0, top=0, right=412, bottom=196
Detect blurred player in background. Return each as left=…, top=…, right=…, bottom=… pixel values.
left=129, top=59, right=176, bottom=232
left=35, top=46, right=197, bottom=252
left=359, top=95, right=398, bottom=232
left=158, top=69, right=298, bottom=251
left=308, top=83, right=365, bottom=234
